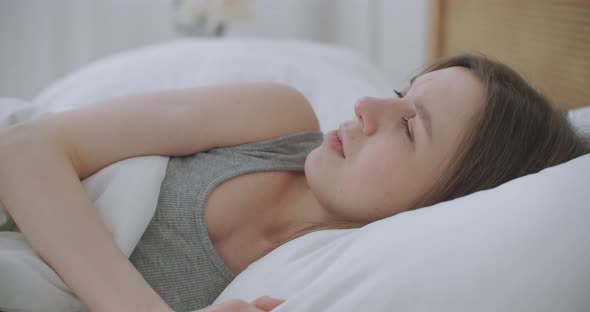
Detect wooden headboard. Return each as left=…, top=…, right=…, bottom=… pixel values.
left=428, top=0, right=589, bottom=109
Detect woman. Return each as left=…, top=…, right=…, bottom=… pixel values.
left=0, top=54, right=587, bottom=312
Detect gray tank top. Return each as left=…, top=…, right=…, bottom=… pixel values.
left=129, top=130, right=324, bottom=312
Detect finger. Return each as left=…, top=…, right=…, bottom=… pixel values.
left=252, top=296, right=286, bottom=311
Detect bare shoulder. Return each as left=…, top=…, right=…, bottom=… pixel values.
left=209, top=82, right=321, bottom=148
left=247, top=83, right=320, bottom=133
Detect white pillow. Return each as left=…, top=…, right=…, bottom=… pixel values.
left=569, top=105, right=590, bottom=137
left=215, top=151, right=590, bottom=311
left=33, top=38, right=393, bottom=132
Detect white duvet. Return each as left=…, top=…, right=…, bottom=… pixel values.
left=1, top=39, right=589, bottom=312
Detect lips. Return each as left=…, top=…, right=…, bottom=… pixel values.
left=337, top=129, right=345, bottom=152
left=325, top=129, right=345, bottom=158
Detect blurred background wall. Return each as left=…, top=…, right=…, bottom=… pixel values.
left=0, top=0, right=428, bottom=99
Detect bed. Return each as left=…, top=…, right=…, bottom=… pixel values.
left=1, top=6, right=589, bottom=311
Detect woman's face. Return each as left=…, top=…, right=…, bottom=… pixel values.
left=305, top=66, right=486, bottom=223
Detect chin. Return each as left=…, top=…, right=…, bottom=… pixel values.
left=304, top=147, right=330, bottom=179
left=304, top=150, right=330, bottom=188
left=304, top=150, right=319, bottom=183
left=305, top=149, right=346, bottom=199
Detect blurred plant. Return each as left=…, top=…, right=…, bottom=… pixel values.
left=174, top=0, right=254, bottom=37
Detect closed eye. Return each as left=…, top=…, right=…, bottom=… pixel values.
left=401, top=116, right=413, bottom=141
left=395, top=89, right=414, bottom=142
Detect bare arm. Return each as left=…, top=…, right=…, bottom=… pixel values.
left=0, top=132, right=172, bottom=312
left=36, top=82, right=319, bottom=180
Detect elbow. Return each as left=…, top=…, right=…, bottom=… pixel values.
left=0, top=123, right=72, bottom=170
left=0, top=123, right=40, bottom=160
left=1, top=120, right=82, bottom=179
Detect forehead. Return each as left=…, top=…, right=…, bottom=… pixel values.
left=412, top=66, right=485, bottom=150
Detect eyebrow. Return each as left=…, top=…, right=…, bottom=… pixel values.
left=408, top=77, right=433, bottom=141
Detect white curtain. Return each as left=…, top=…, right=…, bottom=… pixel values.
left=0, top=0, right=427, bottom=100
left=0, top=0, right=178, bottom=99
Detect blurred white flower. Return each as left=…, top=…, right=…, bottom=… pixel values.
left=174, top=0, right=253, bottom=36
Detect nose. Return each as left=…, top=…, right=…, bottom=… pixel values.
left=354, top=96, right=381, bottom=135
left=354, top=96, right=414, bottom=136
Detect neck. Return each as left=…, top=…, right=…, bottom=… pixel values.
left=257, top=172, right=332, bottom=247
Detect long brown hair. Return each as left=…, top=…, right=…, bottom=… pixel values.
left=414, top=53, right=589, bottom=208
left=279, top=53, right=590, bottom=248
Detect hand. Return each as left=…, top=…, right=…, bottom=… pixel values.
left=195, top=296, right=285, bottom=312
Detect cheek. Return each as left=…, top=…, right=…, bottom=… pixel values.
left=354, top=146, right=407, bottom=183
left=352, top=166, right=401, bottom=205
left=352, top=147, right=418, bottom=205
